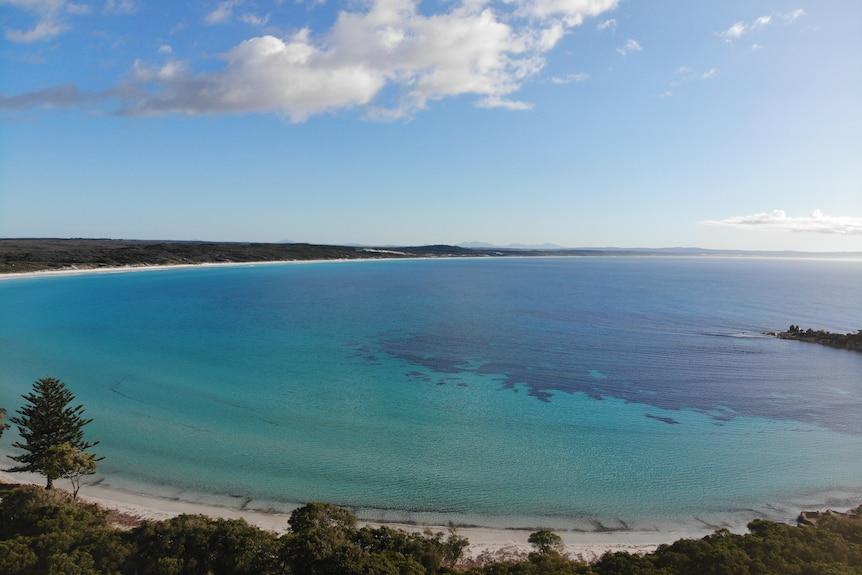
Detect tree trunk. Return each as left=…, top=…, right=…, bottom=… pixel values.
left=46, top=476, right=54, bottom=490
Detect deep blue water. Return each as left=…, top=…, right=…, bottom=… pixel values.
left=1, top=257, right=861, bottom=530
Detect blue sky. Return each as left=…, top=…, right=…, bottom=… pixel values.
left=1, top=0, right=860, bottom=250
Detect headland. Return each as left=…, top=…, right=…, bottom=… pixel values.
left=769, top=325, right=862, bottom=353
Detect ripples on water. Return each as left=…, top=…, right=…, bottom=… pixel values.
left=1, top=257, right=860, bottom=529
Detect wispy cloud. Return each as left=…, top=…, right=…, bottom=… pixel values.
left=1, top=0, right=72, bottom=42
left=719, top=9, right=806, bottom=41
left=204, top=1, right=240, bottom=25
left=0, top=83, right=94, bottom=109
left=700, top=210, right=862, bottom=235
left=204, top=0, right=287, bottom=26
left=3, top=0, right=620, bottom=121
left=550, top=72, right=589, bottom=84
left=4, top=18, right=68, bottom=42
left=666, top=66, right=716, bottom=93
left=597, top=18, right=615, bottom=31
left=239, top=12, right=270, bottom=26
left=1, top=0, right=132, bottom=42
left=616, top=38, right=641, bottom=56
left=104, top=0, right=137, bottom=14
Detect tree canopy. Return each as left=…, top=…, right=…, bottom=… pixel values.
left=8, top=377, right=100, bottom=490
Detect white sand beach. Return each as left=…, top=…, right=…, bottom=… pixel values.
left=1, top=470, right=700, bottom=564
left=0, top=260, right=338, bottom=281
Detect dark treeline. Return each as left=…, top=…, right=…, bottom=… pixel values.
left=1, top=485, right=860, bottom=575
left=771, top=325, right=862, bottom=353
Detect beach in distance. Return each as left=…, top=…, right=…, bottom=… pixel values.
left=1, top=253, right=861, bottom=557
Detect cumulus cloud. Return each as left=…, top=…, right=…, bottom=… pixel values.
left=719, top=9, right=806, bottom=41
left=700, top=210, right=862, bottom=235
left=2, top=0, right=619, bottom=120
left=100, top=0, right=619, bottom=121
left=616, top=38, right=641, bottom=55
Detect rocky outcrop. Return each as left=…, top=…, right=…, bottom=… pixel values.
left=769, top=325, right=862, bottom=352
left=797, top=505, right=862, bottom=527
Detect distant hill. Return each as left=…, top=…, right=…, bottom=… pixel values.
left=459, top=242, right=570, bottom=250
left=1, top=239, right=859, bottom=274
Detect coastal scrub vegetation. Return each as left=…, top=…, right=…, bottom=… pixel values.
left=773, top=325, right=862, bottom=352
left=7, top=377, right=101, bottom=492
left=0, top=487, right=860, bottom=575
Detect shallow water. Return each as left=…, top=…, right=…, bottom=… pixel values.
left=1, top=257, right=860, bottom=530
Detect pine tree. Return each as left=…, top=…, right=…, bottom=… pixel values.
left=9, top=377, right=100, bottom=490
left=0, top=406, right=8, bottom=438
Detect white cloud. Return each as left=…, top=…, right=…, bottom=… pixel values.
left=787, top=9, right=806, bottom=21
left=2, top=0, right=619, bottom=120
left=522, top=0, right=618, bottom=26
left=240, top=12, right=270, bottom=26
left=550, top=72, right=589, bottom=84
left=203, top=0, right=269, bottom=26
left=205, top=1, right=240, bottom=25
left=700, top=210, right=862, bottom=235
left=616, top=38, right=641, bottom=56
left=105, top=0, right=137, bottom=14
left=158, top=44, right=173, bottom=54
left=4, top=18, right=67, bottom=42
left=719, top=9, right=806, bottom=41
left=1, top=0, right=133, bottom=42
left=1, top=0, right=69, bottom=42
left=104, top=0, right=618, bottom=121
left=597, top=18, right=615, bottom=31
left=670, top=66, right=717, bottom=88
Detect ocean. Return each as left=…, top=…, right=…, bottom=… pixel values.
left=1, top=256, right=861, bottom=531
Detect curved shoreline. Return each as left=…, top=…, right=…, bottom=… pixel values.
left=4, top=469, right=860, bottom=563
left=0, top=471, right=690, bottom=562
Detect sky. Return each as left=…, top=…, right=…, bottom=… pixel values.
left=1, top=0, right=861, bottom=251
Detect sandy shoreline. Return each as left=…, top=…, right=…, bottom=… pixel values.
left=0, top=470, right=701, bottom=562
left=0, top=259, right=366, bottom=281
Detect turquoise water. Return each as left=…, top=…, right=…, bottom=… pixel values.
left=1, top=257, right=861, bottom=530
